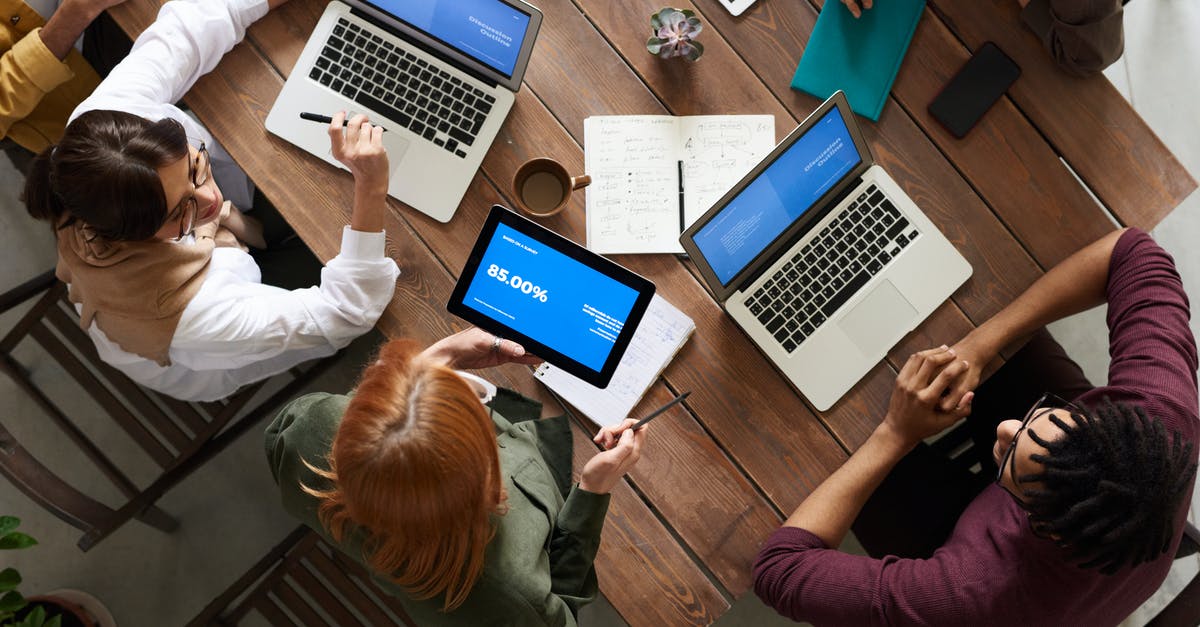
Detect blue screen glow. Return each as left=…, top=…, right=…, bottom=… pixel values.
left=694, top=107, right=861, bottom=286
left=368, top=0, right=531, bottom=77
left=463, top=223, right=639, bottom=371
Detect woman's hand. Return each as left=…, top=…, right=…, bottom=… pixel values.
left=581, top=418, right=646, bottom=494
left=420, top=327, right=542, bottom=370
left=329, top=112, right=388, bottom=193
left=329, top=112, right=388, bottom=233
left=880, top=346, right=974, bottom=449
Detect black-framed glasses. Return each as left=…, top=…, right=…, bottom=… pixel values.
left=996, top=392, right=1083, bottom=498
left=171, top=142, right=210, bottom=240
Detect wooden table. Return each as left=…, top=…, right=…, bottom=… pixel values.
left=112, top=0, right=1196, bottom=624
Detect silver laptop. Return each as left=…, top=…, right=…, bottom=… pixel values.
left=680, top=92, right=972, bottom=411
left=265, top=0, right=543, bottom=223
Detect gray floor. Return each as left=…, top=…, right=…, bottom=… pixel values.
left=1, top=2, right=1198, bottom=625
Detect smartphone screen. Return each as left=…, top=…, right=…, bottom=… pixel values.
left=928, top=42, right=1021, bottom=139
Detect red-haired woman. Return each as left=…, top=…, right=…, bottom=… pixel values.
left=266, top=328, right=647, bottom=625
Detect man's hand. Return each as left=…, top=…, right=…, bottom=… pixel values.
left=420, top=327, right=542, bottom=370
left=881, top=346, right=974, bottom=448
left=39, top=0, right=128, bottom=60
left=840, top=0, right=874, bottom=18
left=329, top=112, right=388, bottom=193
left=581, top=418, right=646, bottom=494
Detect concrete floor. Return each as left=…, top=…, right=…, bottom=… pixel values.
left=1, top=1, right=1197, bottom=625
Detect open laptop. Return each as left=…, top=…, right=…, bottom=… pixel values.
left=265, top=0, right=543, bottom=223
left=680, top=92, right=972, bottom=411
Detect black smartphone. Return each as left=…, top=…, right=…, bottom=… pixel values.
left=928, top=42, right=1021, bottom=139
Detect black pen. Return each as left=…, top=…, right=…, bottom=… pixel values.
left=299, top=112, right=386, bottom=131
left=677, top=160, right=686, bottom=235
left=633, top=391, right=691, bottom=430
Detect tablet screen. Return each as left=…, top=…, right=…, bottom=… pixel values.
left=449, top=207, right=655, bottom=387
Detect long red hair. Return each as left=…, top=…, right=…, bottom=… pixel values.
left=302, top=339, right=505, bottom=610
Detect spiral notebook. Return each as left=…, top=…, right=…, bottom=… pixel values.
left=535, top=294, right=694, bottom=427
left=790, top=0, right=925, bottom=121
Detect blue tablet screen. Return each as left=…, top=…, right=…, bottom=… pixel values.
left=462, top=223, right=640, bottom=370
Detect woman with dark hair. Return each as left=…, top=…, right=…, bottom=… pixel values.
left=266, top=328, right=648, bottom=625
left=21, top=0, right=400, bottom=401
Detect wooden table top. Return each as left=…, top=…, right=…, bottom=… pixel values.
left=111, top=0, right=1196, bottom=624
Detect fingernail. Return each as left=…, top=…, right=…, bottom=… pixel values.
left=962, top=360, right=969, bottom=366
left=940, top=344, right=948, bottom=350
left=513, top=345, right=525, bottom=356
left=947, top=347, right=956, bottom=355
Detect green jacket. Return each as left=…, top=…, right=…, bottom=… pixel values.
left=264, top=389, right=610, bottom=627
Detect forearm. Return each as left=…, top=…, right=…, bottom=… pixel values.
left=965, top=228, right=1127, bottom=357
left=38, top=0, right=102, bottom=61
left=349, top=184, right=385, bottom=233
left=783, top=423, right=913, bottom=546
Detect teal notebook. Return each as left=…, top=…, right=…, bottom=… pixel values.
left=791, top=0, right=925, bottom=121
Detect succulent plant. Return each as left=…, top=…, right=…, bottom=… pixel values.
left=647, top=8, right=705, bottom=61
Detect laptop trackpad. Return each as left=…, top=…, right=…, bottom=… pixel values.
left=838, top=280, right=917, bottom=357
left=383, top=133, right=411, bottom=176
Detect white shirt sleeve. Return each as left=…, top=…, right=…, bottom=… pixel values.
left=169, top=227, right=400, bottom=372
left=71, top=0, right=269, bottom=123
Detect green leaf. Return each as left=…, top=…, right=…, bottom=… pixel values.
left=686, top=40, right=705, bottom=61
left=680, top=9, right=696, bottom=18
left=0, top=518, right=18, bottom=537
left=27, top=605, right=45, bottom=626
left=0, top=569, right=20, bottom=593
left=650, top=12, right=662, bottom=30
left=647, top=37, right=665, bottom=54
left=0, top=533, right=36, bottom=551
left=44, top=613, right=62, bottom=627
left=0, top=591, right=26, bottom=614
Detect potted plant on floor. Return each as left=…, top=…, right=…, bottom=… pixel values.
left=0, top=517, right=114, bottom=627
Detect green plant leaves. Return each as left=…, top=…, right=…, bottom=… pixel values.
left=0, top=589, right=26, bottom=615
left=0, top=569, right=20, bottom=593
left=0, top=533, right=36, bottom=551
left=0, top=518, right=18, bottom=538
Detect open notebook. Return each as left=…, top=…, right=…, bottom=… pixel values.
left=535, top=294, right=695, bottom=427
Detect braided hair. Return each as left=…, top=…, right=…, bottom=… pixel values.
left=1019, top=400, right=1196, bottom=574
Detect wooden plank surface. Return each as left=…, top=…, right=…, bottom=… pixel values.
left=105, top=0, right=1195, bottom=623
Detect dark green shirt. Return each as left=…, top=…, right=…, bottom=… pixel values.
left=265, top=391, right=610, bottom=626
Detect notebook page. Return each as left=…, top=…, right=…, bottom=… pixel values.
left=678, top=115, right=775, bottom=227
left=585, top=116, right=682, bottom=254
left=535, top=294, right=695, bottom=428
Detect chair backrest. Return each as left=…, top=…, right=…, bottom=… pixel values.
left=0, top=272, right=338, bottom=551
left=187, top=527, right=416, bottom=627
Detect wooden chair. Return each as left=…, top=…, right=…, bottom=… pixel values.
left=186, top=527, right=416, bottom=627
left=0, top=271, right=344, bottom=551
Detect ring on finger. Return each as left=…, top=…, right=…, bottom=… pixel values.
left=490, top=335, right=502, bottom=353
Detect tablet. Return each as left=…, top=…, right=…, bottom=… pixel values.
left=448, top=206, right=655, bottom=387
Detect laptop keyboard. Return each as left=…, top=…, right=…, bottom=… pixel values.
left=307, top=18, right=497, bottom=159
left=744, top=184, right=921, bottom=354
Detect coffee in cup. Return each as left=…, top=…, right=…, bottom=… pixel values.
left=512, top=158, right=591, bottom=218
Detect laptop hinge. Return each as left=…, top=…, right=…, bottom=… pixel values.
left=737, top=175, right=865, bottom=295
left=350, top=7, right=501, bottom=89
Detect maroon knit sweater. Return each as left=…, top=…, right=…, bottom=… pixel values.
left=754, top=229, right=1198, bottom=626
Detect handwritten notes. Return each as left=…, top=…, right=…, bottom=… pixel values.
left=535, top=294, right=695, bottom=428
left=585, top=115, right=774, bottom=254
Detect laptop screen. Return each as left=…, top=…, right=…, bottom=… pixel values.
left=367, top=0, right=532, bottom=78
left=692, top=106, right=862, bottom=286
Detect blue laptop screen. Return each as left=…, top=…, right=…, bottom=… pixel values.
left=462, top=223, right=640, bottom=371
left=368, top=0, right=531, bottom=77
left=693, top=107, right=862, bottom=286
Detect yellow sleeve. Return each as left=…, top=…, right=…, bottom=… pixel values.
left=0, top=27, right=76, bottom=139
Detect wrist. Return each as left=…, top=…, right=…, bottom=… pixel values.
left=872, top=419, right=920, bottom=456
left=577, top=478, right=610, bottom=495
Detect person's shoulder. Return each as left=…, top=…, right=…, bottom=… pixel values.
left=265, top=393, right=349, bottom=459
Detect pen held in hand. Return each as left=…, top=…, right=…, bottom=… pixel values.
left=299, top=111, right=387, bottom=131
left=632, top=391, right=691, bottom=430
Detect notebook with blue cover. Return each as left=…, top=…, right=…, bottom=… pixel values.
left=790, top=0, right=925, bottom=121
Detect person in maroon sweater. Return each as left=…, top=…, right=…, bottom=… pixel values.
left=754, top=228, right=1198, bottom=626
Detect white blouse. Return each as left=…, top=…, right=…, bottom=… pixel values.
left=68, top=0, right=400, bottom=401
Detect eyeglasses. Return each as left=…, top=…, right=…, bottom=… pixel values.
left=170, top=142, right=210, bottom=240
left=996, top=392, right=1082, bottom=499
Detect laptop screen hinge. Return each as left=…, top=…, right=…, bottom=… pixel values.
left=350, top=7, right=502, bottom=89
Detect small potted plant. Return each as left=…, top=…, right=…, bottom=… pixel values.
left=646, top=8, right=705, bottom=62
left=0, top=517, right=113, bottom=627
